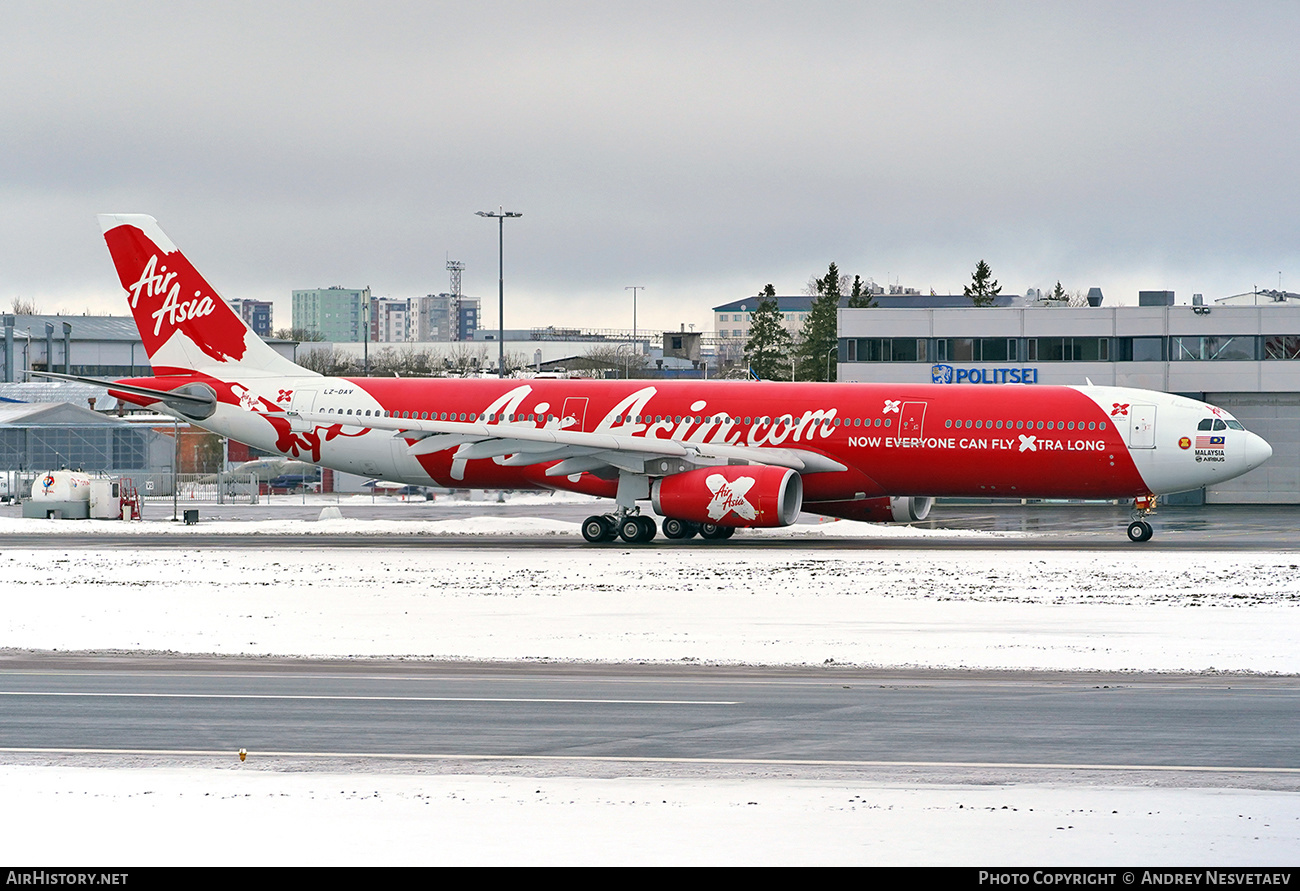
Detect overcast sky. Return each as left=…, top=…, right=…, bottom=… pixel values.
left=2, top=1, right=1298, bottom=335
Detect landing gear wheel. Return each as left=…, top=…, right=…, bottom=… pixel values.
left=662, top=517, right=694, bottom=540
left=582, top=515, right=611, bottom=543
left=619, top=516, right=656, bottom=544
left=699, top=523, right=735, bottom=541
left=1126, top=521, right=1153, bottom=543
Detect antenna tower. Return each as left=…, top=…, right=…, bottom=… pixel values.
left=446, top=260, right=465, bottom=341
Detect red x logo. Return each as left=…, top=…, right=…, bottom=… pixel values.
left=277, top=389, right=293, bottom=403
left=1111, top=403, right=1129, bottom=416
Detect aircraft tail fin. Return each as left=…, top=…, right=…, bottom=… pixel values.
left=97, top=214, right=306, bottom=377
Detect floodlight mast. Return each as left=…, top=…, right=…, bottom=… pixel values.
left=625, top=286, right=644, bottom=373
left=476, top=208, right=522, bottom=377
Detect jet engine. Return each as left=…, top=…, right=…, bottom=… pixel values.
left=651, top=465, right=803, bottom=528
left=811, top=495, right=935, bottom=524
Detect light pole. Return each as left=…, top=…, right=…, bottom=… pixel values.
left=476, top=208, right=522, bottom=377
left=625, top=286, right=644, bottom=368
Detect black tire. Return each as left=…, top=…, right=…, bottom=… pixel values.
left=638, top=516, right=657, bottom=541
left=582, top=515, right=610, bottom=543
left=1127, top=521, right=1153, bottom=543
left=662, top=517, right=691, bottom=539
left=619, top=517, right=646, bottom=543
left=699, top=523, right=731, bottom=540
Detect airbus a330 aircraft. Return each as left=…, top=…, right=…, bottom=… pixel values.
left=46, top=215, right=1273, bottom=544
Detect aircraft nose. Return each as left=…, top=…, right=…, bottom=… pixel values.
left=1242, top=431, right=1273, bottom=470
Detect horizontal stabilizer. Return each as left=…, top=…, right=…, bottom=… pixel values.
left=27, top=370, right=216, bottom=413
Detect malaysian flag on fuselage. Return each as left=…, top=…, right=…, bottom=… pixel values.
left=1195, top=435, right=1225, bottom=449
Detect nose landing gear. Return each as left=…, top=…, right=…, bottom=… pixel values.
left=1127, top=494, right=1157, bottom=542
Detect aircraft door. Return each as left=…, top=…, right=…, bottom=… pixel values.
left=289, top=390, right=317, bottom=413
left=288, top=389, right=317, bottom=432
left=899, top=401, right=927, bottom=438
left=1129, top=404, right=1156, bottom=449
left=561, top=397, right=589, bottom=431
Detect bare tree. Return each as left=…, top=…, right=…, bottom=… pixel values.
left=443, top=343, right=489, bottom=376
left=297, top=347, right=360, bottom=376
left=273, top=327, right=325, bottom=342
left=572, top=345, right=651, bottom=378
left=501, top=350, right=530, bottom=375
left=10, top=298, right=40, bottom=314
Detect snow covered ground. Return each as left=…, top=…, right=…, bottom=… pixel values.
left=5, top=765, right=1298, bottom=866
left=3, top=536, right=1297, bottom=672
left=3, top=516, right=1299, bottom=864
left=0, top=511, right=1002, bottom=538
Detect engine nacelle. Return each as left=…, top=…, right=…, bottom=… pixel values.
left=810, top=495, right=934, bottom=524
left=651, top=465, right=803, bottom=528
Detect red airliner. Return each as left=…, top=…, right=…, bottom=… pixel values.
left=47, top=215, right=1273, bottom=544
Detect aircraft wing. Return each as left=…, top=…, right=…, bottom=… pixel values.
left=289, top=410, right=847, bottom=476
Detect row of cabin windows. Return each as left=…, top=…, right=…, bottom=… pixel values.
left=841, top=335, right=1300, bottom=362
left=321, top=407, right=894, bottom=429
left=944, top=419, right=1109, bottom=431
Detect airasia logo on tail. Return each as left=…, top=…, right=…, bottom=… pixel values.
left=128, top=254, right=217, bottom=337
left=103, top=223, right=248, bottom=364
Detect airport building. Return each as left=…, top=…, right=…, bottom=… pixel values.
left=712, top=292, right=1019, bottom=342
left=0, top=401, right=175, bottom=493
left=0, top=314, right=297, bottom=382
left=836, top=301, right=1300, bottom=504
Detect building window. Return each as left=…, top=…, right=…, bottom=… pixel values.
left=1264, top=336, right=1300, bottom=359
left=842, top=338, right=928, bottom=362
left=1116, top=337, right=1164, bottom=361
left=1027, top=337, right=1110, bottom=361
left=1171, top=335, right=1258, bottom=361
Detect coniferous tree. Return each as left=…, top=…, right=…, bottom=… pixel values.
left=847, top=274, right=876, bottom=308
left=964, top=260, right=1001, bottom=308
left=798, top=262, right=844, bottom=382
left=744, top=284, right=793, bottom=381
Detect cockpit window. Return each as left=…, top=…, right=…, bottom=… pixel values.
left=1197, top=419, right=1213, bottom=430
left=1226, top=420, right=1245, bottom=430
left=1213, top=419, right=1227, bottom=431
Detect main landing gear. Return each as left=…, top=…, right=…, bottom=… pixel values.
left=1127, top=494, right=1157, bottom=543
left=580, top=513, right=735, bottom=545
left=581, top=512, right=657, bottom=544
